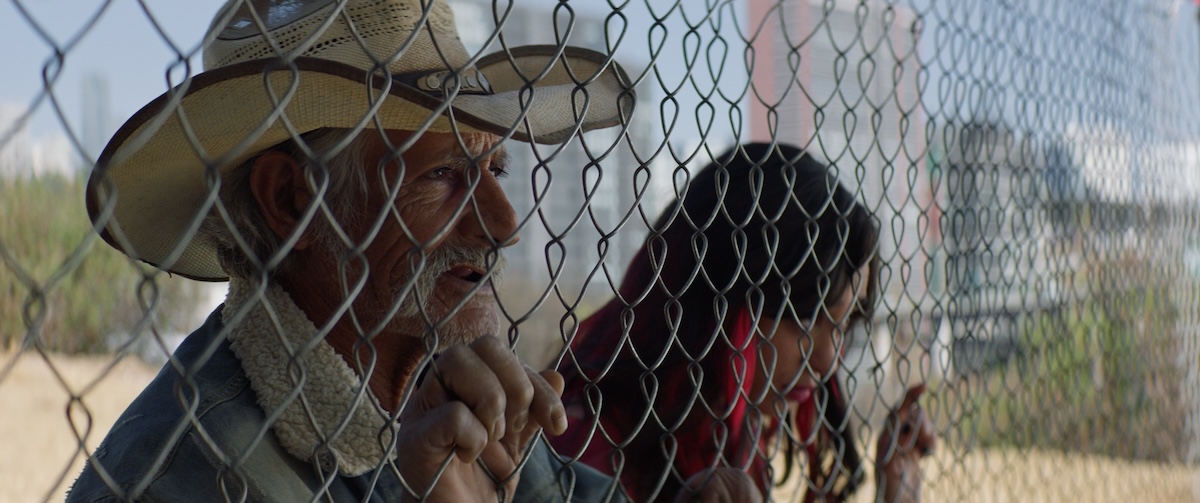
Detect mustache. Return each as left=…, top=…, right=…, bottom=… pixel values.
left=417, top=244, right=507, bottom=284
left=390, top=244, right=505, bottom=320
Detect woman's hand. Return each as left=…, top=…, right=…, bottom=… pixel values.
left=874, top=384, right=936, bottom=503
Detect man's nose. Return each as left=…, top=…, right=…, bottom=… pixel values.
left=461, top=165, right=520, bottom=248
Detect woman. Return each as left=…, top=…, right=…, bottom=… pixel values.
left=553, top=143, right=932, bottom=502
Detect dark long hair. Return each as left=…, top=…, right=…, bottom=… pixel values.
left=557, top=143, right=879, bottom=501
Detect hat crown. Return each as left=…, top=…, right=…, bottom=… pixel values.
left=204, top=0, right=470, bottom=74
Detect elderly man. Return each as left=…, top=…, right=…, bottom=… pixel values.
left=66, top=0, right=644, bottom=501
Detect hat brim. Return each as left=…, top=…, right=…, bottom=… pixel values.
left=87, top=45, right=634, bottom=281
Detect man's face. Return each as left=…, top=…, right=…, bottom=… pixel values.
left=327, top=130, right=517, bottom=350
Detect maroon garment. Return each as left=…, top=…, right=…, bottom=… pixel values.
left=555, top=303, right=823, bottom=501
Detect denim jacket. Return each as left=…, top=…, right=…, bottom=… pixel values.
left=67, top=282, right=624, bottom=503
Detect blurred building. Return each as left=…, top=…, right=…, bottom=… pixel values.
left=743, top=0, right=945, bottom=393
left=0, top=103, right=29, bottom=176
left=448, top=0, right=674, bottom=360
left=0, top=103, right=74, bottom=180
left=938, top=121, right=1058, bottom=374
left=745, top=0, right=933, bottom=306
left=81, top=71, right=115, bottom=167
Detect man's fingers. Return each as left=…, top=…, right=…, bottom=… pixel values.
left=398, top=337, right=566, bottom=494
left=400, top=400, right=490, bottom=464
left=468, top=337, right=536, bottom=439
left=539, top=368, right=566, bottom=396
left=532, top=369, right=567, bottom=436
left=427, top=342, right=509, bottom=440
left=477, top=441, right=520, bottom=485
left=417, top=337, right=563, bottom=445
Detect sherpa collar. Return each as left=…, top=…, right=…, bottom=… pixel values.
left=222, top=278, right=394, bottom=476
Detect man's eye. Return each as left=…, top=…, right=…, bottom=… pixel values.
left=489, top=164, right=509, bottom=179
left=428, top=166, right=455, bottom=179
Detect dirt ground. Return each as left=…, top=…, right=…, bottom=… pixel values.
left=0, top=350, right=157, bottom=503
left=2, top=349, right=1197, bottom=503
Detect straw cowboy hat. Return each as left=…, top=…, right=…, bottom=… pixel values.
left=87, top=0, right=634, bottom=281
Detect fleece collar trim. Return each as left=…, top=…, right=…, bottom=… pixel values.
left=222, top=278, right=394, bottom=476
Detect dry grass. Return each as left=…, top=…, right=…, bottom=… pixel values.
left=772, top=441, right=1199, bottom=503
left=919, top=447, right=1198, bottom=503
left=2, top=350, right=1197, bottom=503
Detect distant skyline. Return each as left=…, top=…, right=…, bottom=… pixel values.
left=4, top=0, right=1198, bottom=167
left=0, top=0, right=746, bottom=160
left=80, top=71, right=114, bottom=163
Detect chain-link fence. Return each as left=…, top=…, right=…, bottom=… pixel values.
left=2, top=0, right=1199, bottom=502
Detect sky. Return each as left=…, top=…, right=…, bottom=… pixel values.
left=0, top=1, right=220, bottom=141
left=0, top=0, right=747, bottom=165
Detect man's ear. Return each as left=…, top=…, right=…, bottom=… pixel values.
left=248, top=150, right=315, bottom=249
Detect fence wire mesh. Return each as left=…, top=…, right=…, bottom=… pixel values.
left=2, top=0, right=1199, bottom=502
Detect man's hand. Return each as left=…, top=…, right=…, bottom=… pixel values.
left=673, top=467, right=763, bottom=503
left=874, top=384, right=936, bottom=503
left=396, top=336, right=567, bottom=502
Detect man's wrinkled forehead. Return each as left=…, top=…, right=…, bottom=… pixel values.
left=449, top=132, right=510, bottom=162
left=372, top=130, right=509, bottom=161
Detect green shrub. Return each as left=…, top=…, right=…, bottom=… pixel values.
left=1, top=175, right=207, bottom=354
left=952, top=257, right=1188, bottom=462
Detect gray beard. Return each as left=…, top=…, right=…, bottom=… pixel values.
left=310, top=215, right=507, bottom=349
left=379, top=244, right=507, bottom=350
left=393, top=244, right=506, bottom=316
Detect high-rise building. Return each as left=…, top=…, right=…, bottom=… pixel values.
left=81, top=71, right=115, bottom=168
left=0, top=103, right=73, bottom=179
left=0, top=103, right=32, bottom=178
left=448, top=0, right=672, bottom=358
left=743, top=0, right=953, bottom=398
left=745, top=0, right=933, bottom=310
